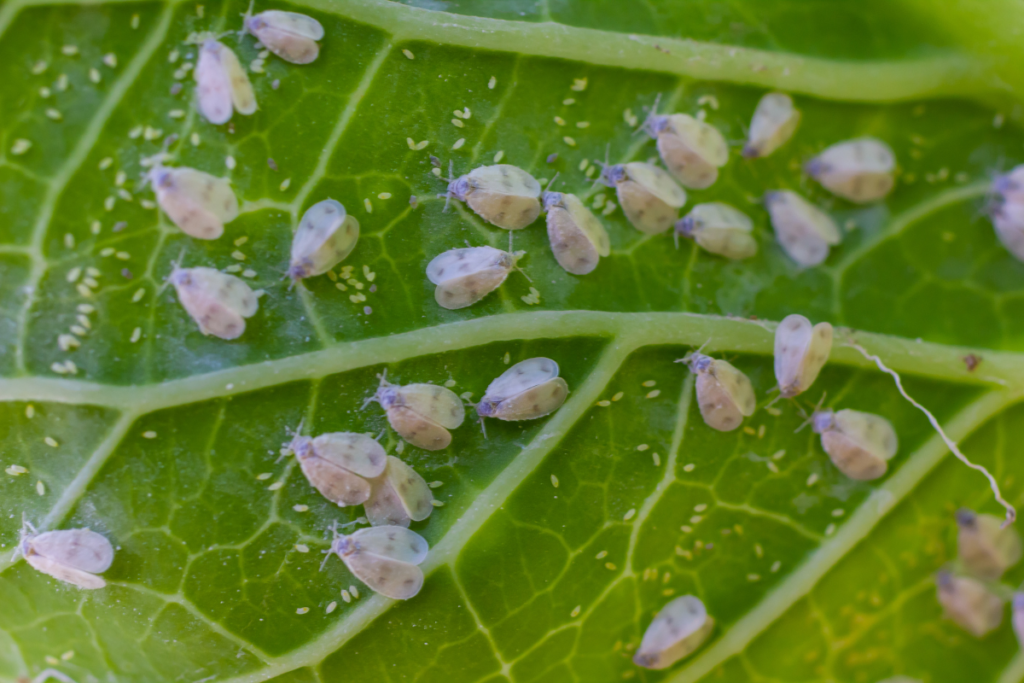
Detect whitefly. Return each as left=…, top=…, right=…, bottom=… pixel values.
left=955, top=508, right=1022, bottom=580
left=194, top=39, right=257, bottom=125
left=680, top=351, right=755, bottom=432
left=542, top=189, right=610, bottom=275
left=810, top=407, right=897, bottom=481
left=16, top=520, right=114, bottom=590
left=426, top=236, right=526, bottom=310
left=477, top=357, right=569, bottom=423
left=364, top=455, right=433, bottom=527
left=764, top=190, right=840, bottom=267
left=643, top=106, right=729, bottom=189
left=370, top=371, right=466, bottom=451
left=634, top=595, right=715, bottom=669
left=169, top=264, right=259, bottom=340
left=806, top=137, right=895, bottom=204
left=442, top=162, right=542, bottom=230
left=328, top=525, right=428, bottom=600
left=935, top=570, right=1003, bottom=638
left=147, top=159, right=239, bottom=240
left=773, top=313, right=832, bottom=398
left=742, top=92, right=800, bottom=159
left=242, top=2, right=324, bottom=65
left=289, top=199, right=359, bottom=281
left=599, top=161, right=687, bottom=235
left=286, top=429, right=386, bottom=507
left=675, top=202, right=757, bottom=260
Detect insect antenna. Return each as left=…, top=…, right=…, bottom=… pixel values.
left=508, top=232, right=532, bottom=283
left=637, top=92, right=662, bottom=137
left=674, top=339, right=711, bottom=369
left=437, top=160, right=456, bottom=212
left=591, top=143, right=612, bottom=192
left=793, top=392, right=827, bottom=433
left=237, top=0, right=255, bottom=39
left=361, top=369, right=389, bottom=409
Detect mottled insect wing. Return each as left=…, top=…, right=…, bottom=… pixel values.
left=464, top=164, right=542, bottom=230
left=765, top=190, right=841, bottom=267
left=172, top=267, right=259, bottom=340
left=491, top=377, right=569, bottom=421
left=427, top=246, right=513, bottom=309
left=820, top=409, right=896, bottom=481
left=248, top=10, right=323, bottom=64
left=342, top=548, right=424, bottom=600
left=633, top=595, right=714, bottom=670
left=25, top=554, right=106, bottom=590
left=774, top=314, right=832, bottom=398
left=299, top=455, right=372, bottom=506
left=312, top=433, right=387, bottom=478
left=694, top=358, right=755, bottom=432
left=385, top=404, right=452, bottom=451
left=195, top=40, right=234, bottom=124
left=743, top=92, right=800, bottom=159
left=290, top=199, right=359, bottom=279
left=680, top=202, right=757, bottom=260
left=546, top=193, right=610, bottom=275
left=957, top=509, right=1023, bottom=580
left=484, top=357, right=560, bottom=403
left=351, top=525, right=429, bottom=564
left=936, top=572, right=1004, bottom=638
left=617, top=162, right=687, bottom=235
left=656, top=114, right=728, bottom=189
left=806, top=137, right=895, bottom=203
left=154, top=166, right=239, bottom=240
left=31, top=529, right=114, bottom=574
left=397, top=384, right=466, bottom=429
left=365, top=456, right=433, bottom=525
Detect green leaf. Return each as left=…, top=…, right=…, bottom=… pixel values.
left=2, top=1, right=1024, bottom=682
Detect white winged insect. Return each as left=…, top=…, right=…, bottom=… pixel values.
left=327, top=524, right=428, bottom=600
left=241, top=3, right=324, bottom=65
left=774, top=314, right=833, bottom=398
left=364, top=455, right=434, bottom=527
left=599, top=161, right=687, bottom=235
left=289, top=199, right=360, bottom=281
left=675, top=202, right=757, bottom=260
left=810, top=407, right=898, bottom=481
left=194, top=39, right=257, bottom=125
left=169, top=264, right=259, bottom=340
left=426, top=234, right=527, bottom=310
left=442, top=162, right=542, bottom=230
left=370, top=371, right=466, bottom=450
left=476, top=357, right=569, bottom=423
left=643, top=104, right=729, bottom=189
left=286, top=429, right=386, bottom=507
left=147, top=159, right=239, bottom=240
left=935, top=570, right=1004, bottom=638
left=15, top=520, right=114, bottom=590
left=742, top=92, right=801, bottom=159
left=806, top=137, right=896, bottom=204
left=990, top=199, right=1024, bottom=263
left=764, top=190, right=840, bottom=267
left=633, top=595, right=715, bottom=670
left=542, top=188, right=610, bottom=275
left=679, top=350, right=755, bottom=432
left=955, top=508, right=1022, bottom=580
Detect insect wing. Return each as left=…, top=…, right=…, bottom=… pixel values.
left=821, top=430, right=888, bottom=480
left=657, top=114, right=728, bottom=189
left=765, top=191, right=840, bottom=267
left=564, top=193, right=610, bottom=256
left=774, top=314, right=832, bottom=397
left=26, top=553, right=106, bottom=590
left=195, top=41, right=234, bottom=124
left=634, top=595, right=714, bottom=670
left=427, top=246, right=507, bottom=285
left=434, top=268, right=510, bottom=309
left=685, top=203, right=757, bottom=260
left=468, top=164, right=541, bottom=198
left=992, top=201, right=1024, bottom=262
left=249, top=11, right=323, bottom=64
left=351, top=525, right=428, bottom=564
left=695, top=359, right=755, bottom=432
left=311, top=432, right=387, bottom=478
left=220, top=42, right=257, bottom=116
left=380, top=456, right=433, bottom=522
left=464, top=165, right=542, bottom=230
left=30, top=529, right=113, bottom=574
left=624, top=162, right=687, bottom=208
left=299, top=456, right=372, bottom=505
left=154, top=167, right=237, bottom=240
left=291, top=199, right=359, bottom=278
left=491, top=377, right=568, bottom=421
left=832, top=409, right=898, bottom=461
left=342, top=549, right=424, bottom=600
left=385, top=405, right=452, bottom=451
left=744, top=92, right=800, bottom=159
left=173, top=267, right=258, bottom=340
left=936, top=573, right=1003, bottom=638
left=397, top=384, right=465, bottom=429
left=808, top=138, right=895, bottom=203
left=958, top=511, right=1023, bottom=580
left=484, top=357, right=560, bottom=403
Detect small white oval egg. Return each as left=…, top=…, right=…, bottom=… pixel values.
left=170, top=266, right=259, bottom=340
left=331, top=525, right=428, bottom=600
left=19, top=525, right=114, bottom=590
left=774, top=313, right=832, bottom=398
left=543, top=191, right=610, bottom=275
left=374, top=377, right=466, bottom=450
left=289, top=199, right=360, bottom=281
left=633, top=595, right=714, bottom=669
left=683, top=353, right=756, bottom=432
left=289, top=431, right=386, bottom=506
left=806, top=137, right=895, bottom=203
left=646, top=113, right=728, bottom=189
left=244, top=9, right=324, bottom=65
left=675, top=202, right=757, bottom=260
left=426, top=245, right=519, bottom=309
left=764, top=190, right=841, bottom=267
left=956, top=508, right=1022, bottom=580
left=365, top=455, right=434, bottom=527
left=477, top=357, right=569, bottom=422
left=743, top=92, right=800, bottom=159
left=812, top=408, right=897, bottom=480
left=148, top=162, right=239, bottom=240
left=935, top=571, right=1004, bottom=638
left=194, top=39, right=257, bottom=125
left=446, top=164, right=541, bottom=230
left=600, top=162, right=687, bottom=235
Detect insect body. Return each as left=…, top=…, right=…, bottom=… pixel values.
left=644, top=112, right=728, bottom=189
left=148, top=162, right=239, bottom=240
left=773, top=314, right=832, bottom=398
left=675, top=202, right=757, bottom=260
left=634, top=595, right=714, bottom=669
left=599, top=162, right=687, bottom=235
left=812, top=408, right=898, bottom=480
left=806, top=138, right=895, bottom=203
left=372, top=374, right=465, bottom=450
left=935, top=570, right=1003, bottom=638
left=289, top=199, right=359, bottom=281
left=681, top=352, right=755, bottom=432
left=17, top=522, right=114, bottom=590
left=329, top=525, right=428, bottom=600
left=764, top=190, right=840, bottom=267
left=476, top=357, right=568, bottom=422
left=743, top=92, right=800, bottom=159
left=169, top=265, right=259, bottom=340
left=364, top=456, right=433, bottom=527
left=287, top=431, right=386, bottom=506
left=242, top=6, right=324, bottom=64
left=956, top=508, right=1022, bottom=580
left=543, top=191, right=610, bottom=275
left=426, top=243, right=524, bottom=309
left=194, top=40, right=257, bottom=125
left=444, top=164, right=541, bottom=230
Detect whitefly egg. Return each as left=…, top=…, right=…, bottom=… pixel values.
left=329, top=525, right=428, bottom=600
left=806, top=137, right=895, bottom=204
left=643, top=111, right=728, bottom=189
left=372, top=373, right=465, bottom=450
left=365, top=455, right=433, bottom=528
left=743, top=92, right=800, bottom=159
left=194, top=39, right=257, bottom=125
left=764, top=190, right=841, bottom=267
left=426, top=243, right=523, bottom=309
left=812, top=408, right=897, bottom=481
left=681, top=352, right=755, bottom=432
left=444, top=163, right=541, bottom=230
left=956, top=508, right=1022, bottom=580
left=17, top=522, right=114, bottom=590
left=774, top=313, right=832, bottom=398
left=675, top=202, right=757, bottom=260
left=599, top=162, right=687, bottom=235
left=543, top=190, right=610, bottom=275
left=286, top=431, right=386, bottom=507
left=169, top=265, right=259, bottom=340
left=148, top=161, right=239, bottom=240
left=633, top=595, right=714, bottom=670
left=289, top=199, right=359, bottom=281
left=477, top=357, right=569, bottom=423
left=242, top=5, right=324, bottom=65
left=935, top=570, right=1003, bottom=638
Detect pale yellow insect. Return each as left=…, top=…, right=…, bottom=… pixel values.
left=169, top=265, right=259, bottom=340
left=286, top=431, right=386, bottom=506
left=542, top=190, right=610, bottom=275
left=599, top=162, right=687, bottom=235
left=476, top=357, right=569, bottom=422
left=364, top=455, right=433, bottom=527
left=811, top=408, right=898, bottom=481
left=680, top=352, right=755, bottom=432
left=444, top=163, right=541, bottom=230
left=675, top=202, right=757, bottom=260
left=148, top=161, right=239, bottom=240
left=764, top=190, right=840, bottom=267
left=17, top=521, right=114, bottom=590
left=426, top=239, right=525, bottom=310
left=329, top=525, right=428, bottom=600
left=634, top=595, right=714, bottom=669
left=242, top=4, right=324, bottom=65
left=644, top=110, right=728, bottom=189
left=371, top=372, right=466, bottom=450
left=806, top=138, right=895, bottom=203
left=935, top=570, right=1003, bottom=638
left=742, top=92, right=800, bottom=159
left=289, top=199, right=359, bottom=281
left=194, top=39, right=256, bottom=125
left=956, top=508, right=1022, bottom=580
left=774, top=314, right=832, bottom=398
